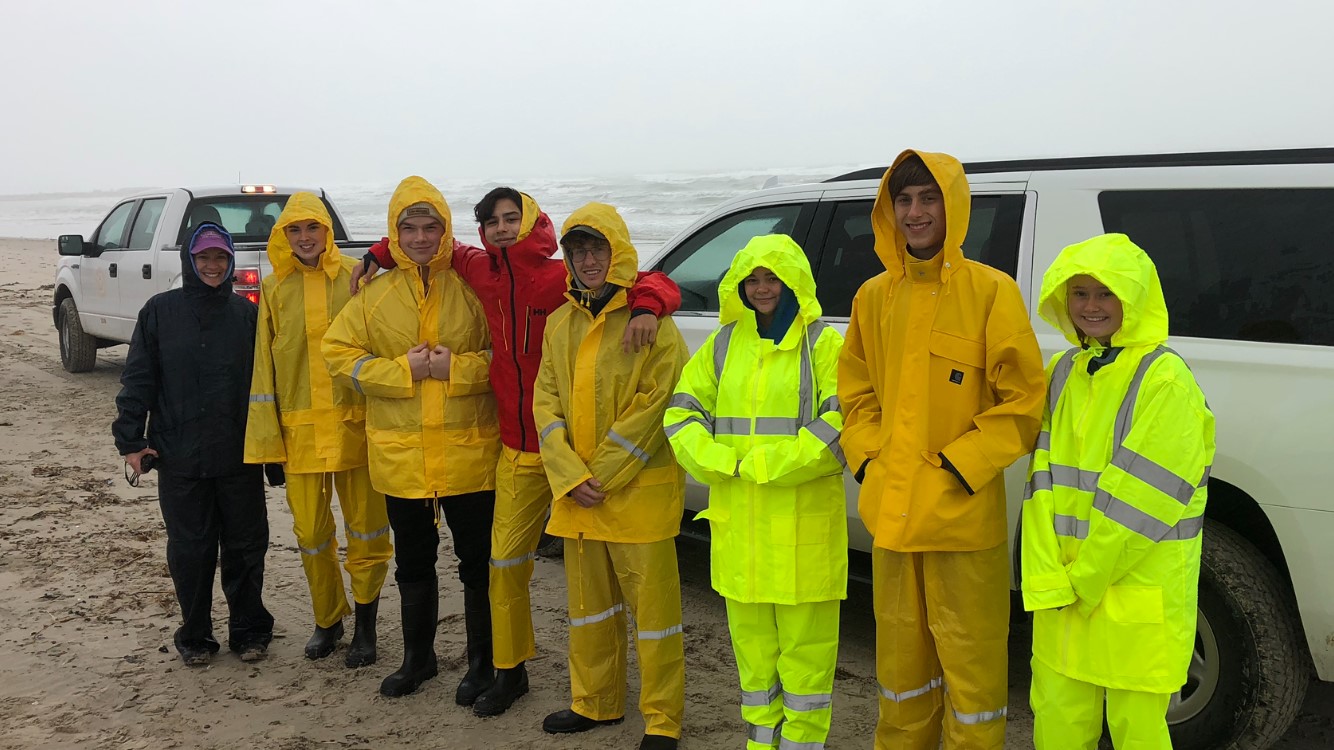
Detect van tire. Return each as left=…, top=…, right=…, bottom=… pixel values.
left=58, top=298, right=97, bottom=373
left=1169, top=520, right=1309, bottom=750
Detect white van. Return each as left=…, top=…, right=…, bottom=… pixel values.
left=639, top=149, right=1334, bottom=750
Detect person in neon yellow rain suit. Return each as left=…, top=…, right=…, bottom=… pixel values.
left=665, top=233, right=847, bottom=749
left=532, top=203, right=687, bottom=750
left=245, top=193, right=391, bottom=666
left=838, top=151, right=1047, bottom=750
left=1022, top=233, right=1215, bottom=749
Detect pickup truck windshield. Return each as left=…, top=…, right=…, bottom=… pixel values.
left=177, top=195, right=350, bottom=245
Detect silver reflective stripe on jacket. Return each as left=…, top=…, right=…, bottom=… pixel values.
left=540, top=420, right=566, bottom=444
left=713, top=322, right=737, bottom=380
left=607, top=429, right=651, bottom=463
left=350, top=355, right=375, bottom=395
left=249, top=393, right=275, bottom=403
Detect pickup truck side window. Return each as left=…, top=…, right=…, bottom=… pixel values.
left=127, top=198, right=167, bottom=250
left=1100, top=189, right=1334, bottom=346
left=659, top=204, right=807, bottom=313
left=813, top=194, right=1025, bottom=317
left=94, top=201, right=136, bottom=252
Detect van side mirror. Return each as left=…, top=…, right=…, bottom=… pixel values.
left=58, top=235, right=87, bottom=257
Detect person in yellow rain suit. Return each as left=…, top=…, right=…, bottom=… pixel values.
left=665, top=233, right=848, bottom=750
left=532, top=203, right=688, bottom=750
left=838, top=150, right=1047, bottom=750
left=322, top=176, right=500, bottom=699
left=1022, top=233, right=1215, bottom=749
left=245, top=193, right=392, bottom=666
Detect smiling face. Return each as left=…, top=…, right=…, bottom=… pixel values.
left=564, top=234, right=612, bottom=292
left=742, top=266, right=783, bottom=318
left=397, top=215, right=446, bottom=266
left=483, top=197, right=523, bottom=249
left=193, top=248, right=232, bottom=288
left=284, top=219, right=328, bottom=267
left=1067, top=273, right=1124, bottom=345
left=893, top=183, right=947, bottom=259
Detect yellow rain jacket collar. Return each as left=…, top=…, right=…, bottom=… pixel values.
left=266, top=191, right=343, bottom=282
left=561, top=202, right=638, bottom=310
left=387, top=176, right=455, bottom=291
left=717, top=234, right=822, bottom=349
left=871, top=149, right=970, bottom=284
left=1038, top=233, right=1170, bottom=349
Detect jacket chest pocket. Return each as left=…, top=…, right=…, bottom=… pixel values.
left=523, top=306, right=548, bottom=355
left=928, top=330, right=986, bottom=389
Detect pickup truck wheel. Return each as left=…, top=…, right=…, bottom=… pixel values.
left=1167, top=519, right=1309, bottom=750
left=58, top=298, right=97, bottom=373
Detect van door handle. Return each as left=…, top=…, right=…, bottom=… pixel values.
left=109, top=263, right=117, bottom=278
left=142, top=264, right=152, bottom=279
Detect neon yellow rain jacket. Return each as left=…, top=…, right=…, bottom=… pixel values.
left=838, top=150, right=1046, bottom=552
left=321, top=177, right=499, bottom=499
left=533, top=203, right=687, bottom=544
left=665, top=234, right=847, bottom=604
left=245, top=192, right=367, bottom=473
left=1022, top=233, right=1215, bottom=692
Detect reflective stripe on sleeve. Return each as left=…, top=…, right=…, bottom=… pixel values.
left=1035, top=430, right=1050, bottom=452
left=664, top=416, right=711, bottom=438
left=668, top=392, right=713, bottom=423
left=1110, top=448, right=1200, bottom=506
left=540, top=420, right=566, bottom=443
left=804, top=417, right=846, bottom=467
left=607, top=429, right=651, bottom=463
left=1053, top=513, right=1089, bottom=539
left=1050, top=463, right=1100, bottom=492
left=350, top=355, right=375, bottom=395
left=1094, top=489, right=1201, bottom=542
left=249, top=393, right=275, bottom=403
left=818, top=395, right=840, bottom=415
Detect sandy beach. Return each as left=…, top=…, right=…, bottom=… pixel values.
left=0, top=236, right=1329, bottom=749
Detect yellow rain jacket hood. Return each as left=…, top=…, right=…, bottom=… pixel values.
left=838, top=149, right=1046, bottom=551
left=1022, top=233, right=1215, bottom=692
left=245, top=192, right=368, bottom=473
left=534, top=203, right=688, bottom=543
left=666, top=234, right=848, bottom=603
left=321, top=177, right=499, bottom=499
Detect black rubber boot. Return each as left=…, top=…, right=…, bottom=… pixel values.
left=379, top=579, right=439, bottom=697
left=304, top=621, right=344, bottom=660
left=473, top=661, right=529, bottom=716
left=454, top=585, right=495, bottom=706
left=344, top=597, right=379, bottom=668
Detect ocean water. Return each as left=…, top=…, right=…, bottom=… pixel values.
left=0, top=165, right=873, bottom=252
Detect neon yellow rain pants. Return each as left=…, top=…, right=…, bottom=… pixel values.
left=286, top=467, right=391, bottom=627
left=873, top=543, right=1009, bottom=750
left=488, top=446, right=552, bottom=668
left=1031, top=658, right=1171, bottom=749
left=564, top=536, right=684, bottom=740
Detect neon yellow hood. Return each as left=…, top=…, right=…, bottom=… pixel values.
left=1039, top=233, right=1169, bottom=348
left=266, top=192, right=342, bottom=281
left=717, top=233, right=821, bottom=327
left=871, top=149, right=971, bottom=282
left=561, top=202, right=638, bottom=292
left=386, top=176, right=455, bottom=275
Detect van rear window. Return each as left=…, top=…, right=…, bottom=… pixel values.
left=179, top=195, right=349, bottom=245
left=1100, top=189, right=1334, bottom=346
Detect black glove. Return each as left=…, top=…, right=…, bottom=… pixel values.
left=264, top=463, right=286, bottom=487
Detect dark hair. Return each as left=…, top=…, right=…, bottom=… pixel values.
left=887, top=154, right=938, bottom=198
left=474, top=187, right=523, bottom=225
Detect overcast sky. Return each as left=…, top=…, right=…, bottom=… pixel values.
left=1, top=0, right=1330, bottom=194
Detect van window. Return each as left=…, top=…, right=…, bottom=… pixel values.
left=659, top=204, right=809, bottom=312
left=814, top=194, right=1025, bottom=317
left=1100, top=189, right=1334, bottom=346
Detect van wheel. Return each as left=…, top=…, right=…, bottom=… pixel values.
left=58, top=298, right=97, bottom=373
left=1168, top=520, right=1309, bottom=749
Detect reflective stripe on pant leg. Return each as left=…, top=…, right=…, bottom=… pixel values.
left=872, top=547, right=944, bottom=750
left=925, top=544, right=1010, bottom=749
left=488, top=447, right=551, bottom=668
left=1030, top=657, right=1103, bottom=750
left=1105, top=685, right=1172, bottom=750
left=287, top=472, right=350, bottom=628
left=774, top=600, right=839, bottom=749
left=565, top=537, right=627, bottom=722
left=612, top=538, right=684, bottom=740
left=333, top=465, right=391, bottom=605
left=726, top=598, right=784, bottom=747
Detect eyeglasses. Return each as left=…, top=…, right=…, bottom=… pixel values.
left=568, top=246, right=611, bottom=262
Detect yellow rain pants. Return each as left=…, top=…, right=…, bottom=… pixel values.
left=726, top=598, right=840, bottom=749
left=488, top=445, right=552, bottom=668
left=1031, top=658, right=1171, bottom=749
left=873, top=542, right=1009, bottom=750
left=564, top=536, right=684, bottom=740
left=285, top=466, right=391, bottom=627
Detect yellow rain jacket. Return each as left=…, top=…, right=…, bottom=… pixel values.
left=838, top=150, right=1046, bottom=552
left=245, top=192, right=367, bottom=472
left=533, top=203, right=687, bottom=543
left=1022, top=233, right=1215, bottom=693
left=321, top=177, right=499, bottom=499
left=665, top=234, right=848, bottom=604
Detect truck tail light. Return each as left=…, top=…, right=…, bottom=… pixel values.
left=234, top=267, right=261, bottom=305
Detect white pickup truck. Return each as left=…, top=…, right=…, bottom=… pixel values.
left=642, top=149, right=1334, bottom=750
left=52, top=185, right=370, bottom=372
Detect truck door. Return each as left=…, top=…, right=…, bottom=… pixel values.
left=79, top=200, right=136, bottom=336
left=114, top=197, right=168, bottom=340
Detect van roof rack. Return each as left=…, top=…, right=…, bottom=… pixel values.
left=824, top=147, right=1334, bottom=183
